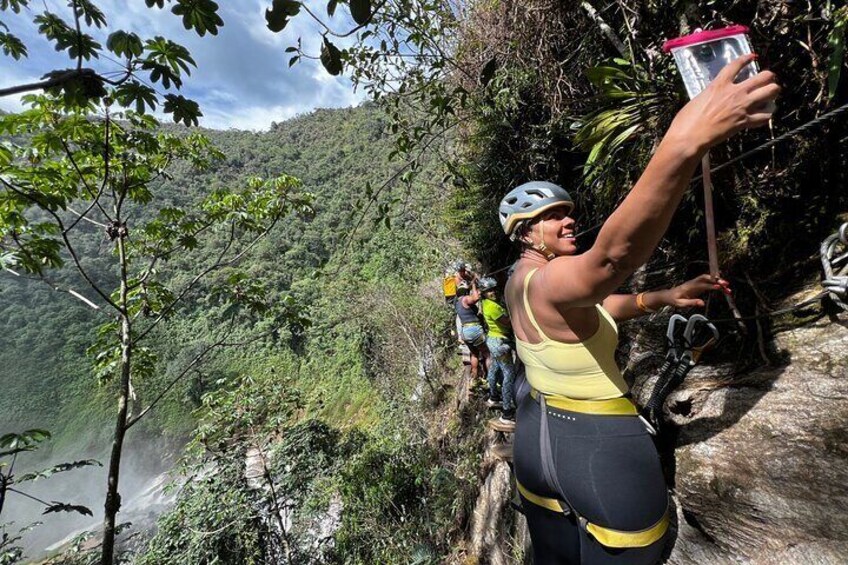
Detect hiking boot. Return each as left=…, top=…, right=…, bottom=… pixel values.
left=499, top=408, right=516, bottom=424
left=485, top=395, right=502, bottom=409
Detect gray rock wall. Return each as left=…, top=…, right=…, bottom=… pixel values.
left=658, top=316, right=848, bottom=563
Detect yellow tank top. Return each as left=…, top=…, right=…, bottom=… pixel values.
left=515, top=269, right=629, bottom=400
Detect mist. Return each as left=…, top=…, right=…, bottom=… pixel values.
left=4, top=432, right=183, bottom=562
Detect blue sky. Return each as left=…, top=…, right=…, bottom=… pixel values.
left=0, top=0, right=367, bottom=130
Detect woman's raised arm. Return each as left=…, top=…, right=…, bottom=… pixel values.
left=541, top=54, right=779, bottom=307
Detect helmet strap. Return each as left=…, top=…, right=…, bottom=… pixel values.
left=533, top=222, right=556, bottom=261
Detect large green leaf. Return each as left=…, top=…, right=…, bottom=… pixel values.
left=171, top=0, right=224, bottom=36
left=163, top=93, right=201, bottom=126
left=266, top=0, right=300, bottom=32
left=115, top=81, right=157, bottom=113
left=34, top=12, right=76, bottom=55
left=585, top=65, right=631, bottom=90
left=144, top=36, right=196, bottom=75
left=0, top=141, right=12, bottom=165
left=0, top=31, right=27, bottom=59
left=43, top=502, right=94, bottom=517
left=0, top=0, right=29, bottom=14
left=828, top=8, right=847, bottom=100
left=0, top=429, right=51, bottom=452
left=320, top=37, right=343, bottom=75
left=73, top=0, right=106, bottom=28
left=67, top=33, right=101, bottom=61
left=349, top=0, right=371, bottom=25
left=18, top=459, right=102, bottom=483
left=107, top=30, right=143, bottom=58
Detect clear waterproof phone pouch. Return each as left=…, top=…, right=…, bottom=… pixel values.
left=662, top=25, right=758, bottom=99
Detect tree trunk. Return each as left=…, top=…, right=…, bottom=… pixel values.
left=100, top=235, right=131, bottom=565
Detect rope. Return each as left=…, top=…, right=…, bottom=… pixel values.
left=571, top=100, right=848, bottom=239
left=482, top=263, right=514, bottom=277
left=692, top=99, right=848, bottom=183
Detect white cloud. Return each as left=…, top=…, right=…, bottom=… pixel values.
left=0, top=68, right=41, bottom=113
left=201, top=102, right=303, bottom=131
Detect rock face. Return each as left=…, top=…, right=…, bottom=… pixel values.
left=656, top=315, right=848, bottom=563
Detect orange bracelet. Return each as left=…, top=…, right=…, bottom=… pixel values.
left=636, top=292, right=656, bottom=313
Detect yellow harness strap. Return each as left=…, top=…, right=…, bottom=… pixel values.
left=529, top=388, right=638, bottom=416
left=515, top=480, right=669, bottom=549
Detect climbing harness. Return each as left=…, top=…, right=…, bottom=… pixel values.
left=518, top=387, right=670, bottom=549
left=643, top=314, right=719, bottom=430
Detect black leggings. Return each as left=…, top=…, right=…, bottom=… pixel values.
left=513, top=391, right=669, bottom=564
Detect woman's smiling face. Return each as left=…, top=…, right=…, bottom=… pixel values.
left=526, top=206, right=578, bottom=256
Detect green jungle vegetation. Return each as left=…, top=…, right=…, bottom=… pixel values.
left=1, top=103, right=448, bottom=449
left=2, top=0, right=848, bottom=564
left=2, top=102, right=485, bottom=564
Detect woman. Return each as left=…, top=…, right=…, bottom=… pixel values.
left=455, top=281, right=489, bottom=380
left=478, top=276, right=518, bottom=423
left=500, top=54, right=778, bottom=564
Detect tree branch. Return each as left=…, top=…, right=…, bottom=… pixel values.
left=0, top=177, right=119, bottom=310
left=136, top=219, right=282, bottom=342
left=60, top=136, right=114, bottom=223
left=135, top=222, right=238, bottom=341
left=580, top=1, right=628, bottom=58
left=71, top=0, right=83, bottom=72
left=300, top=0, right=390, bottom=39
left=4, top=234, right=110, bottom=315
left=65, top=106, right=113, bottom=235
left=65, top=206, right=109, bottom=230
left=6, top=487, right=51, bottom=508
left=0, top=69, right=89, bottom=98
left=126, top=323, right=277, bottom=429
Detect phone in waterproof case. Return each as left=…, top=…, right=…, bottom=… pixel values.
left=662, top=25, right=762, bottom=100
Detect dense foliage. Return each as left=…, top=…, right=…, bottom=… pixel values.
left=5, top=1, right=848, bottom=564
left=452, top=1, right=848, bottom=286
left=2, top=101, right=480, bottom=563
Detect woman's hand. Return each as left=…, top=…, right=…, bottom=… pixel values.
left=661, top=274, right=731, bottom=308
left=669, top=53, right=780, bottom=152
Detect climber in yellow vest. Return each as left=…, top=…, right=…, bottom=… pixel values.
left=478, top=276, right=517, bottom=424
left=500, top=54, right=777, bottom=564
left=444, top=260, right=478, bottom=303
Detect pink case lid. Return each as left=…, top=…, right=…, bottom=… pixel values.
left=662, top=25, right=750, bottom=53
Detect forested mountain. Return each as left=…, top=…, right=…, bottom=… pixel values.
left=3, top=1, right=848, bottom=564
left=0, top=103, right=443, bottom=445
left=2, top=103, right=475, bottom=562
